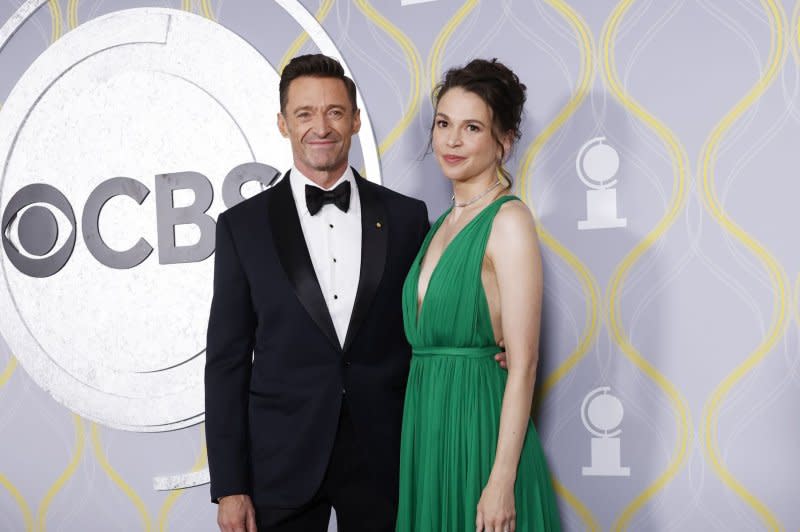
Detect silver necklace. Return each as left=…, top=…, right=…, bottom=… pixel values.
left=452, top=180, right=503, bottom=208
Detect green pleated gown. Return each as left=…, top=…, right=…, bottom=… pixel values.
left=396, top=195, right=561, bottom=532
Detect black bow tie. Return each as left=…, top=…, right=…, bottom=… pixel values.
left=305, top=181, right=351, bottom=215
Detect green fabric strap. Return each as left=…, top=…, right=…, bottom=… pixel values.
left=412, top=346, right=502, bottom=358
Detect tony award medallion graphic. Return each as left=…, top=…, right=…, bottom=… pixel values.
left=581, top=386, right=630, bottom=477
left=577, top=137, right=627, bottom=230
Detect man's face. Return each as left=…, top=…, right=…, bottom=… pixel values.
left=278, top=76, right=361, bottom=183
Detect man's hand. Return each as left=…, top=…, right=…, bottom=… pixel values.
left=217, top=494, right=257, bottom=532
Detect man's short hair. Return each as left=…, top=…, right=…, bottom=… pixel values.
left=279, top=54, right=358, bottom=113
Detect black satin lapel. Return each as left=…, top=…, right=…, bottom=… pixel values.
left=343, top=172, right=387, bottom=351
left=268, top=172, right=340, bottom=351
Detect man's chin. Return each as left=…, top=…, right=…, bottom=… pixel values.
left=309, top=160, right=348, bottom=173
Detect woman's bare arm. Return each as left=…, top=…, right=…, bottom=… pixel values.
left=476, top=200, right=542, bottom=531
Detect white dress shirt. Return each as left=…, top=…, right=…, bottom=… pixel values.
left=289, top=166, right=362, bottom=347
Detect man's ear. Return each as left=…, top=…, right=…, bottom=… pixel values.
left=352, top=108, right=361, bottom=135
left=277, top=112, right=289, bottom=138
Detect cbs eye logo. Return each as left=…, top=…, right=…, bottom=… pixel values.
left=2, top=184, right=76, bottom=278
left=0, top=3, right=380, bottom=489
left=1, top=165, right=280, bottom=278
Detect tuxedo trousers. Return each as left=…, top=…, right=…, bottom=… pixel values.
left=255, top=398, right=397, bottom=532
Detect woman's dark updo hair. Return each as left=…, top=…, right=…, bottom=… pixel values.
left=432, top=58, right=527, bottom=184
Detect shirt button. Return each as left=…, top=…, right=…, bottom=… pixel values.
left=334, top=295, right=338, bottom=300
left=342, top=388, right=346, bottom=395
left=344, top=360, right=351, bottom=368
left=329, top=223, right=334, bottom=228
left=333, top=258, right=337, bottom=263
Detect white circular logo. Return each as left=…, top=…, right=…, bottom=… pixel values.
left=0, top=5, right=381, bottom=432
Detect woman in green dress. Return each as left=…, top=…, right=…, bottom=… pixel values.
left=396, top=59, right=561, bottom=532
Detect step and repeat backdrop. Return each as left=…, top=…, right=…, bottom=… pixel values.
left=0, top=0, right=798, bottom=530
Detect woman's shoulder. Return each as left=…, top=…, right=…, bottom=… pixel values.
left=492, top=196, right=536, bottom=235
left=484, top=196, right=539, bottom=259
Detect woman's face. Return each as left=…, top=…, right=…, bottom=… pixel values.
left=432, top=87, right=504, bottom=184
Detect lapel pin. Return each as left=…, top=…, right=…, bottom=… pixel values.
left=376, top=221, right=382, bottom=229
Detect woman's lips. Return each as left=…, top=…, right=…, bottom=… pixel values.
left=442, top=155, right=465, bottom=164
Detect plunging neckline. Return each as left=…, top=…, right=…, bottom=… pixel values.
left=414, top=195, right=510, bottom=322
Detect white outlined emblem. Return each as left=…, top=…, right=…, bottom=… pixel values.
left=581, top=386, right=631, bottom=477
left=577, top=137, right=627, bottom=230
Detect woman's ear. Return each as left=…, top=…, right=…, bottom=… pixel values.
left=498, top=130, right=514, bottom=162
left=502, top=131, right=514, bottom=161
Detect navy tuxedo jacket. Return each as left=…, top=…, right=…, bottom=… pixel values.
left=205, top=169, right=429, bottom=507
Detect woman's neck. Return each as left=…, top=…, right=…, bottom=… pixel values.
left=451, top=171, right=507, bottom=217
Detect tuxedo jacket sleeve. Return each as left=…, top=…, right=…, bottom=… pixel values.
left=205, top=211, right=256, bottom=501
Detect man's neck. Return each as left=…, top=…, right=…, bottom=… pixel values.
left=295, top=162, right=350, bottom=190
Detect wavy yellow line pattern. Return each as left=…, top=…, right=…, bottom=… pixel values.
left=156, top=427, right=208, bottom=532
left=201, top=0, right=216, bottom=21
left=794, top=274, right=800, bottom=332
left=601, top=1, right=693, bottom=530
left=67, top=0, right=78, bottom=30
left=278, top=0, right=334, bottom=73
left=552, top=478, right=601, bottom=532
left=48, top=0, right=62, bottom=43
left=0, top=356, right=16, bottom=389
left=700, top=1, right=788, bottom=530
left=517, top=0, right=600, bottom=414
left=533, top=235, right=601, bottom=410
left=0, top=356, right=27, bottom=531
left=518, top=0, right=594, bottom=203
left=353, top=0, right=422, bottom=156
left=90, top=423, right=152, bottom=531
left=0, top=472, right=32, bottom=531
left=791, top=0, right=800, bottom=65
left=427, top=0, right=478, bottom=91
left=0, top=5, right=64, bottom=529
left=36, top=415, right=85, bottom=532
left=515, top=3, right=602, bottom=529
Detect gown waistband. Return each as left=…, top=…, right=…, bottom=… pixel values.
left=412, top=346, right=503, bottom=358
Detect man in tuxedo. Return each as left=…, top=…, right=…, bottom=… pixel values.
left=205, top=54, right=429, bottom=532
